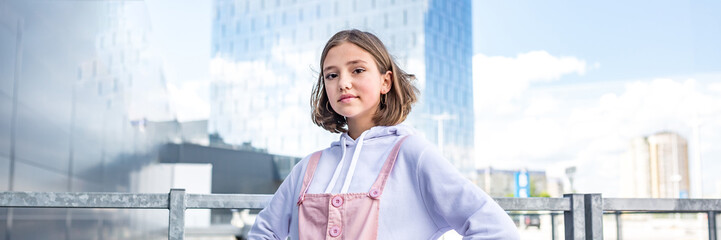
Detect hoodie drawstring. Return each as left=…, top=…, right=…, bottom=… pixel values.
left=340, top=132, right=366, bottom=193
left=324, top=137, right=346, bottom=193
left=324, top=131, right=367, bottom=194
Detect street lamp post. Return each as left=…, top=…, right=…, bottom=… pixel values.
left=430, top=113, right=456, bottom=155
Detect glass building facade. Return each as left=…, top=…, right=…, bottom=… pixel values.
left=1, top=1, right=176, bottom=239
left=210, top=0, right=475, bottom=177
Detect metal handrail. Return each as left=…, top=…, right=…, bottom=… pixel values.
left=1, top=190, right=718, bottom=240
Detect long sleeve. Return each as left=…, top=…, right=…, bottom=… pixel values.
left=416, top=147, right=520, bottom=240
left=247, top=157, right=304, bottom=240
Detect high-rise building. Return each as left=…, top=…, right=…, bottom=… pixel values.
left=623, top=132, right=690, bottom=198
left=210, top=0, right=475, bottom=176
left=1, top=1, right=180, bottom=238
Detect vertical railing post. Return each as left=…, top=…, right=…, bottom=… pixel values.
left=564, top=194, right=586, bottom=240
left=551, top=212, right=557, bottom=240
left=709, top=211, right=717, bottom=240
left=169, top=189, right=186, bottom=240
left=615, top=211, right=622, bottom=240
left=585, top=194, right=603, bottom=240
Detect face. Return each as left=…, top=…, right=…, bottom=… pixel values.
left=323, top=42, right=391, bottom=122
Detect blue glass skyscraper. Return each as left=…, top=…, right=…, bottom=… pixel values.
left=211, top=0, right=475, bottom=177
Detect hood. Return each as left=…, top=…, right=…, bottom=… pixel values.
left=322, top=124, right=416, bottom=193
left=330, top=124, right=416, bottom=147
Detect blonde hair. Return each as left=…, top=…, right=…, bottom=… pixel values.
left=311, top=29, right=419, bottom=133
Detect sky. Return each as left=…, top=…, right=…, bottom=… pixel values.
left=472, top=0, right=721, bottom=197
left=142, top=0, right=721, bottom=197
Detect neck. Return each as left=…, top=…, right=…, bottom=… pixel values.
left=346, top=116, right=375, bottom=140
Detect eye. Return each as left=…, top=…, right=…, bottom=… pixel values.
left=324, top=73, right=338, bottom=80
left=353, top=68, right=365, bottom=74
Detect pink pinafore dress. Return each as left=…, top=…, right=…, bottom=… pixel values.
left=295, top=136, right=408, bottom=240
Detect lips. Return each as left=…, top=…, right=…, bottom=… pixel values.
left=338, top=94, right=358, bottom=103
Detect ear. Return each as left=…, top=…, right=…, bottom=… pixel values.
left=381, top=70, right=392, bottom=94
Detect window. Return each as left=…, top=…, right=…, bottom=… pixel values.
left=384, top=13, right=388, bottom=28
left=334, top=1, right=338, bottom=16
left=403, top=10, right=407, bottom=25
left=411, top=32, right=416, bottom=46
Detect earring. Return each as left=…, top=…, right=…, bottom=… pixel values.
left=325, top=100, right=334, bottom=113
left=380, top=94, right=387, bottom=108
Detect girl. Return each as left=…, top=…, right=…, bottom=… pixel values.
left=249, top=29, right=519, bottom=240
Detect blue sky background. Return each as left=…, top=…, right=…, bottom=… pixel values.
left=473, top=0, right=721, bottom=84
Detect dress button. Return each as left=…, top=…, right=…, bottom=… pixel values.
left=331, top=195, right=344, bottom=208
left=369, top=188, right=381, bottom=198
left=329, top=225, right=342, bottom=237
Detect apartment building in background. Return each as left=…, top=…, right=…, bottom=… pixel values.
left=622, top=132, right=690, bottom=198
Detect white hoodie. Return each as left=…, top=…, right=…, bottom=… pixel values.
left=249, top=124, right=520, bottom=240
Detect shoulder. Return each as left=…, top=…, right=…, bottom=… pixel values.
left=397, top=134, right=439, bottom=162
left=288, top=148, right=325, bottom=177
left=294, top=145, right=339, bottom=169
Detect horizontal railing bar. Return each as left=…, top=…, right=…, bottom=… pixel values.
left=494, top=197, right=571, bottom=211
left=186, top=194, right=271, bottom=209
left=602, top=211, right=719, bottom=215
left=184, top=195, right=573, bottom=211
left=0, top=191, right=168, bottom=209
left=4, top=192, right=721, bottom=213
left=604, top=198, right=721, bottom=212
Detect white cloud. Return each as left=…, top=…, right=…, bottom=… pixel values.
left=710, top=82, right=721, bottom=93
left=167, top=80, right=210, bottom=122
left=474, top=51, right=591, bottom=168
left=473, top=50, right=589, bottom=113
left=473, top=50, right=721, bottom=197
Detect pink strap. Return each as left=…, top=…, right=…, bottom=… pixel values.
left=368, top=136, right=409, bottom=198
left=297, top=151, right=322, bottom=205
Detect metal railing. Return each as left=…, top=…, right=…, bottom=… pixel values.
left=1, top=189, right=719, bottom=240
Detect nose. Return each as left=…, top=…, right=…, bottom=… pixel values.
left=338, top=74, right=352, bottom=90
